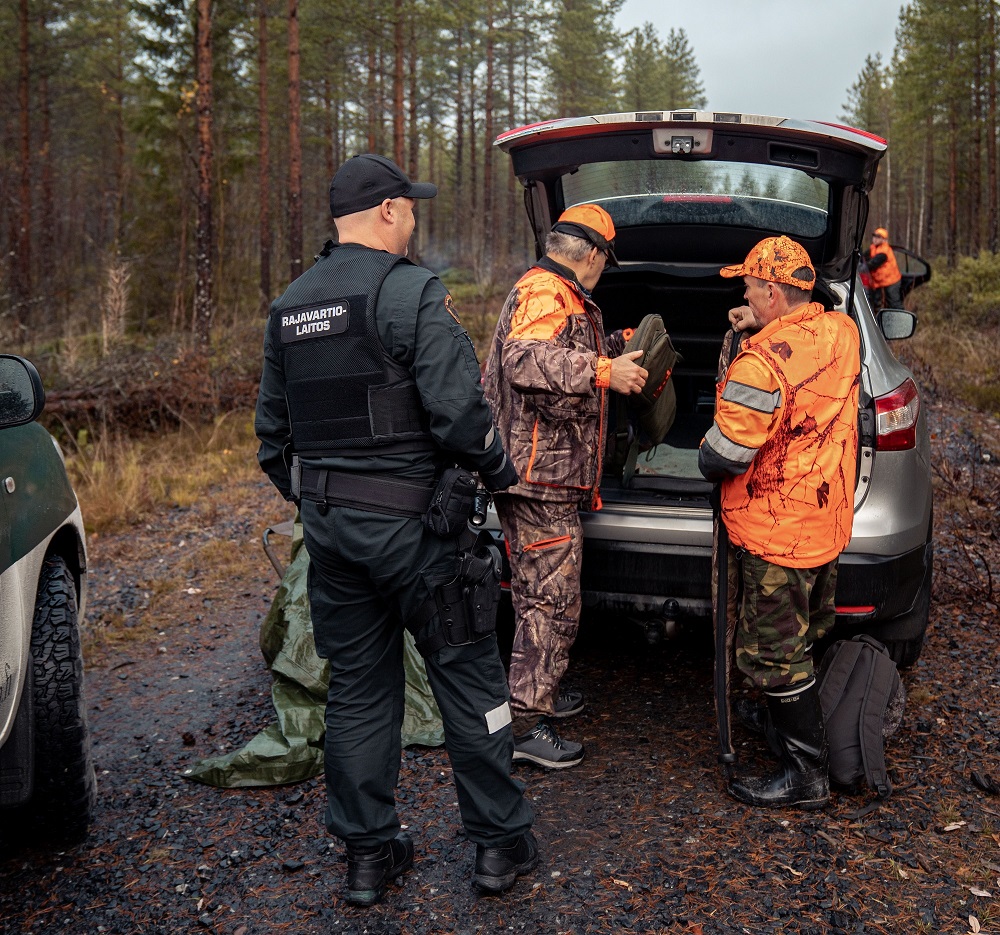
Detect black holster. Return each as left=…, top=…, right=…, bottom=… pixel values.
left=414, top=538, right=503, bottom=654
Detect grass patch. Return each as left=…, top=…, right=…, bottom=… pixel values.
left=905, top=254, right=1000, bottom=416
left=67, top=410, right=260, bottom=535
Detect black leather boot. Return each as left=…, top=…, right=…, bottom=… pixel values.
left=473, top=830, right=539, bottom=893
left=345, top=832, right=414, bottom=906
left=729, top=682, right=829, bottom=809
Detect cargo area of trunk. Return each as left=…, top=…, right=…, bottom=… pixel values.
left=595, top=263, right=744, bottom=493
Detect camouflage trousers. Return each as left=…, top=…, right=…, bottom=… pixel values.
left=729, top=546, right=839, bottom=691
left=494, top=493, right=583, bottom=719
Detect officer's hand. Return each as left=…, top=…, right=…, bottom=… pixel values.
left=609, top=350, right=647, bottom=395
left=480, top=451, right=519, bottom=492
left=729, top=306, right=758, bottom=332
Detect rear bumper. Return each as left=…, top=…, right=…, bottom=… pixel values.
left=491, top=530, right=931, bottom=626
left=835, top=539, right=932, bottom=632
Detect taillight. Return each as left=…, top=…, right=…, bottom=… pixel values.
left=874, top=377, right=919, bottom=451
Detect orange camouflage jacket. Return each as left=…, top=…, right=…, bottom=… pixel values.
left=483, top=258, right=612, bottom=507
left=702, top=302, right=861, bottom=567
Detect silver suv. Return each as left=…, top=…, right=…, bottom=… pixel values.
left=492, top=110, right=933, bottom=667
left=0, top=355, right=95, bottom=844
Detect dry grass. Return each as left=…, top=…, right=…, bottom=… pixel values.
left=66, top=410, right=260, bottom=535
left=905, top=253, right=1000, bottom=415
left=898, top=320, right=1000, bottom=415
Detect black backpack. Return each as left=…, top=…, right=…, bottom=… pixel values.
left=817, top=634, right=906, bottom=798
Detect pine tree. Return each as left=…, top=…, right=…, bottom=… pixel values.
left=547, top=0, right=623, bottom=117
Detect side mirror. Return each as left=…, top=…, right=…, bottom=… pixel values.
left=877, top=309, right=917, bottom=341
left=0, top=355, right=45, bottom=429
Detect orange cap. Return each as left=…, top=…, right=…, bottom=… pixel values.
left=873, top=227, right=888, bottom=238
left=719, top=235, right=816, bottom=288
left=551, top=204, right=619, bottom=266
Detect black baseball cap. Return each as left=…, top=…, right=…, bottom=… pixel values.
left=329, top=154, right=437, bottom=217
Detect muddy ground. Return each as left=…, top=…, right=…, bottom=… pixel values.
left=1, top=396, right=998, bottom=935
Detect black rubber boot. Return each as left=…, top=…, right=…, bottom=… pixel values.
left=345, top=832, right=414, bottom=906
left=734, top=696, right=783, bottom=758
left=729, top=682, right=829, bottom=809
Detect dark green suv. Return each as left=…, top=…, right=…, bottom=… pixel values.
left=0, top=354, right=95, bottom=843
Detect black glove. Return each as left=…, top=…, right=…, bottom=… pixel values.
left=480, top=451, right=519, bottom=492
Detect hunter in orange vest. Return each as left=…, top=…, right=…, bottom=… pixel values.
left=699, top=235, right=861, bottom=810
left=868, top=227, right=903, bottom=309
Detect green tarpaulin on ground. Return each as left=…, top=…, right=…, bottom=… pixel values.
left=184, top=523, right=444, bottom=788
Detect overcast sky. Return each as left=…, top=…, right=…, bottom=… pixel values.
left=615, top=0, right=905, bottom=124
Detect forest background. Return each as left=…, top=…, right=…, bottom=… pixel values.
left=1, top=0, right=998, bottom=531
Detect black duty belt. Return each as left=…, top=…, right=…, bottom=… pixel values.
left=298, top=466, right=435, bottom=518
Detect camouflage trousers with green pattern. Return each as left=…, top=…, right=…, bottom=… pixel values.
left=494, top=493, right=583, bottom=720
left=728, top=546, right=839, bottom=691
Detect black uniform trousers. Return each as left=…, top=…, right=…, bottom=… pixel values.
left=300, top=499, right=533, bottom=849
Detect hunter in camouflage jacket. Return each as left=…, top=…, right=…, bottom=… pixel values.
left=483, top=256, right=612, bottom=509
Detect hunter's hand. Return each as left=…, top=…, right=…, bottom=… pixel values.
left=609, top=350, right=647, bottom=395
left=729, top=306, right=758, bottom=332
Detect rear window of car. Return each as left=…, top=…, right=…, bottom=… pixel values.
left=561, top=160, right=830, bottom=239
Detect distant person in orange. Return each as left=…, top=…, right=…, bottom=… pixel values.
left=868, top=227, right=903, bottom=310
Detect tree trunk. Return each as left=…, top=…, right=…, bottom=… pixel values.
left=482, top=1, right=495, bottom=282
left=948, top=104, right=958, bottom=265
left=367, top=38, right=377, bottom=151
left=971, top=12, right=983, bottom=255
left=393, top=0, right=405, bottom=166
left=287, top=0, right=303, bottom=281
left=113, top=4, right=126, bottom=250
left=924, top=113, right=935, bottom=258
left=194, top=0, right=214, bottom=345
left=172, top=188, right=189, bottom=331
left=407, top=17, right=418, bottom=179
left=16, top=0, right=31, bottom=326
left=376, top=43, right=386, bottom=153
left=38, top=4, right=53, bottom=290
left=428, top=116, right=436, bottom=245
left=454, top=27, right=465, bottom=261
left=504, top=0, right=517, bottom=271
left=323, top=75, right=334, bottom=184
left=258, top=1, right=272, bottom=312
left=989, top=0, right=998, bottom=252
left=407, top=16, right=420, bottom=258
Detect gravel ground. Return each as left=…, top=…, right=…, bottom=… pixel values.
left=0, top=399, right=998, bottom=935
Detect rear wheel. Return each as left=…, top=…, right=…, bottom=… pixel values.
left=19, top=555, right=96, bottom=842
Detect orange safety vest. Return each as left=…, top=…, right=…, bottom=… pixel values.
left=717, top=303, right=861, bottom=567
left=869, top=242, right=901, bottom=288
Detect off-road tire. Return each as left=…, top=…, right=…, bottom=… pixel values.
left=22, top=555, right=96, bottom=842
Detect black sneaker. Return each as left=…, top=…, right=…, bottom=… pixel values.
left=473, top=830, right=539, bottom=893
left=512, top=718, right=584, bottom=769
left=552, top=689, right=585, bottom=718
left=345, top=832, right=414, bottom=907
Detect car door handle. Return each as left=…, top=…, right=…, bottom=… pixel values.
left=4, top=477, right=14, bottom=493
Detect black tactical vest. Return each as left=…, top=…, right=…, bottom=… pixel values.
left=268, top=243, right=434, bottom=457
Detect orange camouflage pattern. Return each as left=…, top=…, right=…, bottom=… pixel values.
left=714, top=302, right=861, bottom=568
left=720, top=235, right=816, bottom=288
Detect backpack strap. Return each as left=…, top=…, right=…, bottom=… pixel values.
left=855, top=639, right=899, bottom=799
left=818, top=639, right=861, bottom=716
